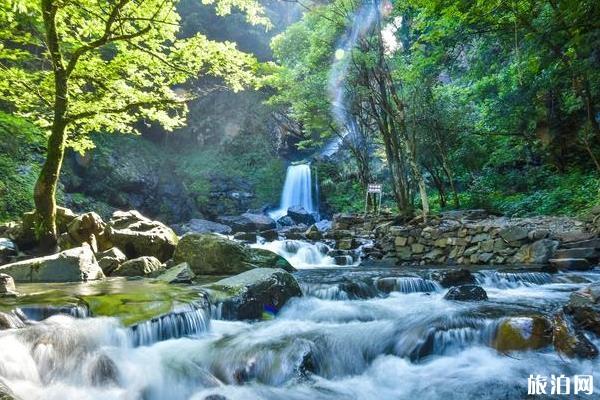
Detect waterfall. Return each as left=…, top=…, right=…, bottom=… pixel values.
left=270, top=163, right=318, bottom=220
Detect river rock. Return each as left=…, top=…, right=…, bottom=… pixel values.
left=443, top=285, right=488, bottom=301
left=0, top=246, right=104, bottom=282
left=564, top=282, right=600, bottom=335
left=276, top=216, right=295, bottom=227
left=287, top=206, right=316, bottom=225
left=493, top=316, right=553, bottom=352
left=305, top=224, right=322, bottom=240
left=173, top=233, right=293, bottom=275
left=96, top=247, right=128, bottom=275
left=512, top=239, right=558, bottom=264
left=233, top=232, right=258, bottom=242
left=112, top=256, right=164, bottom=277
left=107, top=210, right=178, bottom=262
left=0, top=309, right=27, bottom=330
left=553, top=311, right=598, bottom=359
left=0, top=273, right=17, bottom=297
left=204, top=268, right=301, bottom=320
left=171, top=219, right=232, bottom=236
left=258, top=229, right=279, bottom=241
left=0, top=238, right=17, bottom=264
left=437, top=268, right=476, bottom=288
left=156, top=262, right=195, bottom=284
left=217, top=213, right=275, bottom=233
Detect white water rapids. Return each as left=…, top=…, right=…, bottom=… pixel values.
left=1, top=268, right=599, bottom=399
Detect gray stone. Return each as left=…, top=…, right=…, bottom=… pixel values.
left=478, top=252, right=494, bottom=263
left=287, top=206, right=316, bottom=226
left=0, top=238, right=18, bottom=264
left=549, top=258, right=592, bottom=271
left=444, top=285, right=488, bottom=301
left=471, top=233, right=491, bottom=243
left=0, top=246, right=104, bottom=282
left=172, top=219, right=232, bottom=235
left=108, top=210, right=178, bottom=262
left=97, top=247, right=127, bottom=275
left=437, top=268, right=476, bottom=288
left=156, top=262, right=195, bottom=284
left=553, top=247, right=597, bottom=259
left=0, top=273, right=17, bottom=297
left=204, top=268, right=302, bottom=320
left=499, top=226, right=529, bottom=242
left=112, top=256, right=164, bottom=277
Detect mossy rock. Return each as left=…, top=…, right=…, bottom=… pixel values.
left=173, top=233, right=294, bottom=275
left=493, top=316, right=552, bottom=352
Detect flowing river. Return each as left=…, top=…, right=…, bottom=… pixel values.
left=1, top=242, right=599, bottom=399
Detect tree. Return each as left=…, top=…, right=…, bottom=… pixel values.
left=0, top=0, right=266, bottom=249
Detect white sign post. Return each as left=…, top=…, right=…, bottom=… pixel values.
left=365, top=183, right=382, bottom=215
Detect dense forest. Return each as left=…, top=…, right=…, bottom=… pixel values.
left=1, top=0, right=598, bottom=240
left=1, top=1, right=600, bottom=400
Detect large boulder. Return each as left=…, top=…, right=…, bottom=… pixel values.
left=107, top=210, right=178, bottom=262
left=493, top=316, right=553, bottom=352
left=443, top=285, right=488, bottom=301
left=112, top=256, right=164, bottom=277
left=58, top=212, right=110, bottom=252
left=204, top=268, right=302, bottom=320
left=512, top=239, right=559, bottom=264
left=171, top=219, right=232, bottom=236
left=499, top=226, right=529, bottom=242
left=287, top=206, right=316, bottom=225
left=217, top=213, right=276, bottom=233
left=96, top=247, right=127, bottom=275
left=173, top=233, right=294, bottom=275
left=0, top=246, right=104, bottom=282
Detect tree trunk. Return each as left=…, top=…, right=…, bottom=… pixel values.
left=35, top=0, right=69, bottom=250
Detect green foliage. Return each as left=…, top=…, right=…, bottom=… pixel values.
left=0, top=0, right=267, bottom=151
left=0, top=112, right=44, bottom=222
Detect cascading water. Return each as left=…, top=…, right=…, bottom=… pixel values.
left=269, top=163, right=318, bottom=220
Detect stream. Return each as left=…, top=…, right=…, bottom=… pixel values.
left=1, top=239, right=599, bottom=399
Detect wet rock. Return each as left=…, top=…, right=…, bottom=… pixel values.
left=203, top=395, right=228, bottom=400
left=276, top=216, right=295, bottom=227
left=0, top=310, right=27, bottom=330
left=437, top=268, right=476, bottom=288
left=305, top=224, right=322, bottom=240
left=217, top=213, right=275, bottom=233
left=499, top=226, right=529, bottom=242
left=493, top=316, right=553, bottom=352
left=564, top=282, right=600, bottom=335
left=156, top=262, right=195, bottom=284
left=553, top=247, right=598, bottom=259
left=0, top=380, right=17, bottom=400
left=0, top=238, right=18, bottom=264
left=112, top=256, right=164, bottom=278
left=554, top=230, right=595, bottom=243
left=0, top=245, right=104, bottom=282
left=171, top=219, right=232, bottom=236
left=233, top=232, right=258, bottom=242
left=332, top=213, right=363, bottom=230
left=89, top=354, right=119, bottom=386
left=0, top=273, right=18, bottom=297
left=173, top=233, right=293, bottom=275
left=549, top=258, right=591, bottom=271
left=287, top=206, right=316, bottom=225
left=258, top=229, right=279, bottom=241
left=204, top=268, right=302, bottom=320
left=107, top=210, right=178, bottom=262
left=553, top=312, right=598, bottom=359
left=337, top=238, right=357, bottom=250
left=443, top=285, right=488, bottom=301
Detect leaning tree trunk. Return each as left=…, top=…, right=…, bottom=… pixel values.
left=35, top=0, right=69, bottom=250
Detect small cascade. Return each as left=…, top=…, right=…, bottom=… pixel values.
left=19, top=304, right=90, bottom=321
left=376, top=277, right=442, bottom=294
left=475, top=271, right=553, bottom=289
left=129, top=302, right=210, bottom=347
left=300, top=283, right=351, bottom=300
left=407, top=317, right=499, bottom=361
left=0, top=309, right=28, bottom=329
left=253, top=240, right=346, bottom=269
left=270, top=163, right=318, bottom=220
